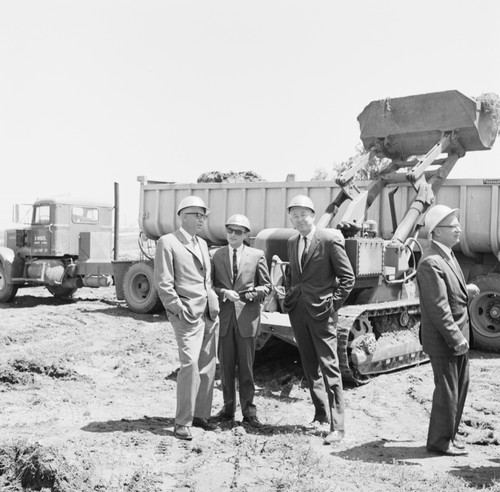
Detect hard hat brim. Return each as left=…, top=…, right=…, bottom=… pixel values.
left=225, top=223, right=250, bottom=231
left=177, top=206, right=211, bottom=216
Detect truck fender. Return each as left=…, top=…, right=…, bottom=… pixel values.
left=0, top=247, right=16, bottom=282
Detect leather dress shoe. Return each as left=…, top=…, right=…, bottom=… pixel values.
left=306, top=417, right=330, bottom=431
left=323, top=430, right=345, bottom=445
left=192, top=417, right=217, bottom=431
left=428, top=444, right=468, bottom=456
left=243, top=416, right=263, bottom=428
left=174, top=424, right=192, bottom=441
left=312, top=415, right=329, bottom=425
left=215, top=410, right=234, bottom=422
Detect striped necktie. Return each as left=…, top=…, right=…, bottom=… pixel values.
left=232, top=248, right=238, bottom=285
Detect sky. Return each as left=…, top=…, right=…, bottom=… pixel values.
left=0, top=0, right=499, bottom=228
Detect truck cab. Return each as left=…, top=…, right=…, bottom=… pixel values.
left=7, top=199, right=113, bottom=259
left=0, top=198, right=114, bottom=302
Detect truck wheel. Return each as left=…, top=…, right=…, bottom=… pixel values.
left=46, top=285, right=78, bottom=299
left=470, top=273, right=500, bottom=352
left=0, top=263, right=18, bottom=302
left=123, top=261, right=163, bottom=314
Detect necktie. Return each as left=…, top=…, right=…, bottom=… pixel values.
left=192, top=236, right=202, bottom=261
left=192, top=236, right=199, bottom=252
left=301, top=236, right=308, bottom=270
left=232, top=248, right=238, bottom=284
left=450, top=251, right=464, bottom=280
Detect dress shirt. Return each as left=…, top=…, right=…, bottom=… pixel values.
left=223, top=244, right=244, bottom=301
left=433, top=240, right=465, bottom=285
left=229, top=244, right=244, bottom=276
left=180, top=227, right=201, bottom=254
left=298, top=227, right=315, bottom=271
left=432, top=240, right=453, bottom=261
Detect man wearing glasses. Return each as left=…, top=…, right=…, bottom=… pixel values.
left=212, top=214, right=271, bottom=428
left=154, top=196, right=220, bottom=441
left=417, top=204, right=480, bottom=456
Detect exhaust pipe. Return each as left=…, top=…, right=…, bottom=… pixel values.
left=114, top=182, right=119, bottom=261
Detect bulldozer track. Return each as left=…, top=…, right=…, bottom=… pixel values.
left=337, top=300, right=426, bottom=385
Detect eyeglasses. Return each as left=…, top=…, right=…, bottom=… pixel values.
left=435, top=224, right=461, bottom=229
left=185, top=213, right=209, bottom=221
left=226, top=227, right=245, bottom=236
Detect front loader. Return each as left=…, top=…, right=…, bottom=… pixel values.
left=256, top=90, right=498, bottom=384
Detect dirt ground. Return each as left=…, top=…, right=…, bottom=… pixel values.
left=1, top=286, right=500, bottom=492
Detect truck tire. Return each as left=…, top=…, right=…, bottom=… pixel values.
left=46, top=285, right=78, bottom=299
left=0, top=262, right=18, bottom=302
left=470, top=273, right=500, bottom=352
left=123, top=261, right=163, bottom=314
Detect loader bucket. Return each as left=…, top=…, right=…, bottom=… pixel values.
left=358, top=90, right=497, bottom=158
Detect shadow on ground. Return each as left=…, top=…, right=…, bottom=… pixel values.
left=0, top=295, right=77, bottom=309
left=81, top=415, right=314, bottom=437
left=331, top=439, right=500, bottom=489
left=82, top=415, right=175, bottom=436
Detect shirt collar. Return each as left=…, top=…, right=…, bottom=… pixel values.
left=230, top=244, right=244, bottom=254
left=301, top=226, right=316, bottom=242
left=180, top=227, right=195, bottom=243
left=433, top=240, right=453, bottom=260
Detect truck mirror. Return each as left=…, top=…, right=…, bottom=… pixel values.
left=13, top=204, right=34, bottom=225
left=12, top=204, right=19, bottom=223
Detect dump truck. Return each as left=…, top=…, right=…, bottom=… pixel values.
left=0, top=195, right=117, bottom=302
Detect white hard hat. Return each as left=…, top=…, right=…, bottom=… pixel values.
left=287, top=195, right=315, bottom=213
left=424, top=204, right=459, bottom=235
left=225, top=214, right=251, bottom=231
left=177, top=196, right=210, bottom=215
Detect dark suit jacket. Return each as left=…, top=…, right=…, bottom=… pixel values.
left=212, top=245, right=271, bottom=338
left=283, top=228, right=354, bottom=320
left=416, top=241, right=470, bottom=357
left=154, top=229, right=219, bottom=323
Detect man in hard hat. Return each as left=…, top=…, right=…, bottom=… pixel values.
left=417, top=204, right=480, bottom=456
left=283, top=195, right=355, bottom=445
left=212, top=214, right=271, bottom=428
left=154, top=195, right=220, bottom=441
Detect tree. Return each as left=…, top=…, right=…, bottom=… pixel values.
left=312, top=142, right=390, bottom=181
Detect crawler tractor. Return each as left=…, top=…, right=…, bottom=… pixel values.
left=111, top=90, right=499, bottom=383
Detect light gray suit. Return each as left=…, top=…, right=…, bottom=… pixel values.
left=154, top=229, right=220, bottom=426
left=417, top=241, right=470, bottom=451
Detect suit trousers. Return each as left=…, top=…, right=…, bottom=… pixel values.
left=288, top=297, right=345, bottom=431
left=219, top=314, right=257, bottom=418
left=170, top=312, right=219, bottom=426
left=427, top=353, right=469, bottom=451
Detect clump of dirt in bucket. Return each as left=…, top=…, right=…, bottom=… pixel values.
left=477, top=92, right=500, bottom=134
